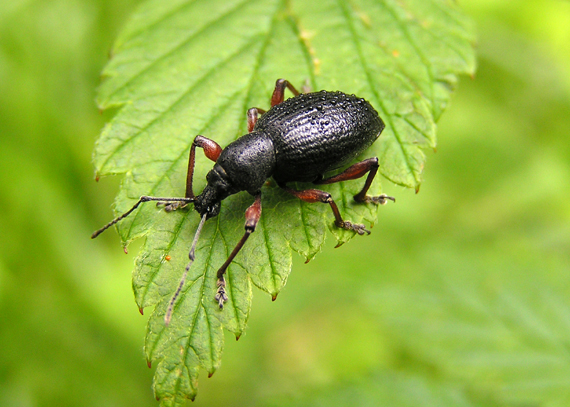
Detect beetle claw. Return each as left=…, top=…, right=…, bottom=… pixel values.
left=215, top=278, right=228, bottom=309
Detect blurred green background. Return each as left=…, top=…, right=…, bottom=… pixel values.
left=1, top=1, right=569, bottom=406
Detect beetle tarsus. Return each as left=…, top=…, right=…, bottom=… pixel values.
left=215, top=278, right=228, bottom=309
left=157, top=201, right=188, bottom=212
left=337, top=220, right=371, bottom=235
left=357, top=194, right=396, bottom=206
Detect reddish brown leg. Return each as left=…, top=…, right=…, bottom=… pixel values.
left=280, top=185, right=371, bottom=235
left=185, top=135, right=222, bottom=198
left=92, top=136, right=223, bottom=238
left=215, top=194, right=262, bottom=309
left=247, top=107, right=266, bottom=132
left=271, top=78, right=301, bottom=106
left=246, top=79, right=301, bottom=132
left=159, top=135, right=222, bottom=212
left=316, top=157, right=395, bottom=205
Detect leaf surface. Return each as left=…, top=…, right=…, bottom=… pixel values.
left=94, top=0, right=475, bottom=403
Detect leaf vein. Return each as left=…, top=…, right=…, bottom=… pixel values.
left=284, top=5, right=319, bottom=90
left=335, top=0, right=418, bottom=184
left=106, top=0, right=257, bottom=103
left=395, top=113, right=433, bottom=144
left=236, top=0, right=284, bottom=138
left=384, top=0, right=436, bottom=113
left=100, top=33, right=265, bottom=173
left=116, top=0, right=199, bottom=49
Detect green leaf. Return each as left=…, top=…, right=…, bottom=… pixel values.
left=93, top=0, right=475, bottom=403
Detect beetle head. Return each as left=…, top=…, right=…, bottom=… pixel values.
left=193, top=164, right=235, bottom=219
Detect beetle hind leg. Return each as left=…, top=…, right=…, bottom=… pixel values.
left=315, top=157, right=395, bottom=205
left=280, top=185, right=371, bottom=235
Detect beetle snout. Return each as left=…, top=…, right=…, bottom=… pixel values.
left=193, top=186, right=221, bottom=219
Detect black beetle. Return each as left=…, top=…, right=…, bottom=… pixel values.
left=93, top=79, right=394, bottom=321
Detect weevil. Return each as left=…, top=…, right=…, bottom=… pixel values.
left=93, top=79, right=394, bottom=322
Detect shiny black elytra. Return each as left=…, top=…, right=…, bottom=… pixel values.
left=93, top=79, right=394, bottom=321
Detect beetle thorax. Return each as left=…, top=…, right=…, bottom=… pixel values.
left=215, top=131, right=276, bottom=194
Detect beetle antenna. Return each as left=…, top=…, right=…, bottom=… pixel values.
left=165, top=212, right=208, bottom=326
left=91, top=196, right=194, bottom=239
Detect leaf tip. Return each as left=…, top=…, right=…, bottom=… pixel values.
left=304, top=253, right=317, bottom=263
left=272, top=293, right=278, bottom=301
left=208, top=371, right=215, bottom=378
left=139, top=306, right=144, bottom=315
left=415, top=184, right=421, bottom=194
left=235, top=333, right=241, bottom=341
left=147, top=359, right=151, bottom=368
left=123, top=246, right=128, bottom=254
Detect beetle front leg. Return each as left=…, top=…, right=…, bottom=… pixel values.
left=185, top=135, right=222, bottom=199
left=315, top=157, right=395, bottom=205
left=280, top=185, right=370, bottom=235
left=159, top=135, right=223, bottom=212
left=215, top=194, right=262, bottom=309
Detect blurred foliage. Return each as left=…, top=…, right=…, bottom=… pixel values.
left=0, top=1, right=569, bottom=407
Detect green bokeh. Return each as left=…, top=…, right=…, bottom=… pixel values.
left=1, top=1, right=569, bottom=406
